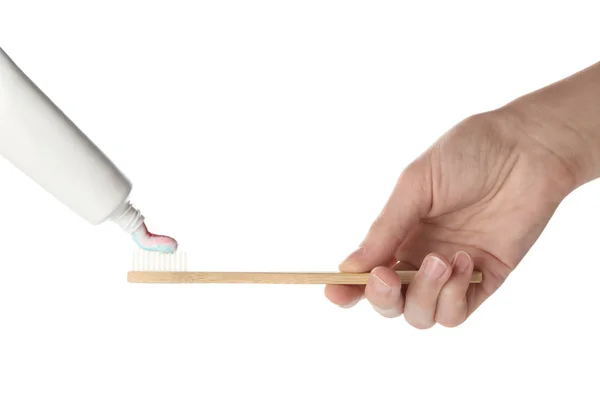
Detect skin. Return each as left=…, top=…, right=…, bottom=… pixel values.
left=325, top=61, right=600, bottom=328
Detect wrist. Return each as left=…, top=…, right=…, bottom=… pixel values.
left=500, top=62, right=600, bottom=194
left=499, top=102, right=589, bottom=196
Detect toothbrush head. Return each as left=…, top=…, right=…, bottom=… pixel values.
left=131, top=248, right=188, bottom=272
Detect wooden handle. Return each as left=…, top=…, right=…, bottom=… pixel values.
left=127, top=270, right=483, bottom=284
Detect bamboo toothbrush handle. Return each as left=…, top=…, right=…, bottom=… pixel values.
left=127, top=270, right=483, bottom=284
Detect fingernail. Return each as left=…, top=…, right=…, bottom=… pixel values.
left=370, top=273, right=392, bottom=295
left=423, top=256, right=446, bottom=280
left=452, top=251, right=471, bottom=272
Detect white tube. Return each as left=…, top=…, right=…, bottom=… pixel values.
left=0, top=46, right=144, bottom=233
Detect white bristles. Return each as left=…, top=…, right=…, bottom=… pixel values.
left=132, top=248, right=188, bottom=271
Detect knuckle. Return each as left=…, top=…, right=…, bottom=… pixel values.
left=439, top=286, right=463, bottom=302
left=435, top=302, right=468, bottom=328
left=368, top=214, right=394, bottom=237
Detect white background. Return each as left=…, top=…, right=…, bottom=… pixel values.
left=1, top=1, right=599, bottom=399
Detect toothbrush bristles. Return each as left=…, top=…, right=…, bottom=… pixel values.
left=132, top=249, right=187, bottom=272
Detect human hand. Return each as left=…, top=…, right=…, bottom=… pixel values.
left=325, top=108, right=581, bottom=328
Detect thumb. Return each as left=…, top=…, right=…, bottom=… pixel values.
left=339, top=158, right=432, bottom=273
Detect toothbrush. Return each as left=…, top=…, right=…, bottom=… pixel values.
left=127, top=250, right=483, bottom=284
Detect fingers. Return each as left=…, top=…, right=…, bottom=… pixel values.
left=339, top=161, right=431, bottom=274
left=325, top=160, right=432, bottom=308
left=404, top=254, right=453, bottom=329
left=365, top=266, right=404, bottom=318
left=324, top=284, right=364, bottom=308
left=435, top=251, right=473, bottom=327
left=324, top=258, right=397, bottom=308
left=359, top=251, right=475, bottom=329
